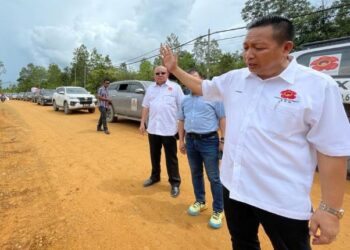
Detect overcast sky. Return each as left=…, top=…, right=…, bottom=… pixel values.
left=0, top=0, right=250, bottom=86
left=1, top=0, right=328, bottom=86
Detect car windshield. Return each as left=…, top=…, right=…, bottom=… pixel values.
left=142, top=82, right=153, bottom=89
left=66, top=88, right=88, bottom=94
left=43, top=90, right=55, bottom=95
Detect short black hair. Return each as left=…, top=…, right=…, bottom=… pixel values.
left=103, top=78, right=110, bottom=83
left=247, top=16, right=294, bottom=44
left=187, top=68, right=202, bottom=77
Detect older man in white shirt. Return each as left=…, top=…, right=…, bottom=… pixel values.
left=160, top=16, right=350, bottom=250
left=140, top=66, right=184, bottom=197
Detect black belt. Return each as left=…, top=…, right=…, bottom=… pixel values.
left=186, top=131, right=217, bottom=140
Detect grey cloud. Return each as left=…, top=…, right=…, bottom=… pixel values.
left=0, top=0, right=246, bottom=83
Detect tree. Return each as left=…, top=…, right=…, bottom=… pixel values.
left=16, top=63, right=47, bottom=91
left=178, top=51, right=196, bottom=71
left=193, top=37, right=222, bottom=78
left=332, top=0, right=350, bottom=37
left=46, top=64, right=62, bottom=88
left=61, top=67, right=71, bottom=86
left=241, top=0, right=312, bottom=22
left=211, top=52, right=245, bottom=76
left=89, top=48, right=104, bottom=70
left=0, top=60, right=5, bottom=90
left=71, top=44, right=89, bottom=87
left=241, top=0, right=350, bottom=47
left=0, top=60, right=5, bottom=76
left=165, top=33, right=181, bottom=54
left=137, top=59, right=153, bottom=80
left=153, top=57, right=162, bottom=67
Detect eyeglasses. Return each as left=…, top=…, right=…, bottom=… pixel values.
left=155, top=72, right=167, bottom=76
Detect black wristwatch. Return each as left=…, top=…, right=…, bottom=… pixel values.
left=220, top=137, right=224, bottom=143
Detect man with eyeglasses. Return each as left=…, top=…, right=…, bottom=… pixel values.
left=97, top=78, right=111, bottom=135
left=140, top=66, right=184, bottom=197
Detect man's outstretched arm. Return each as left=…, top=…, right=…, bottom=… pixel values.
left=160, top=45, right=203, bottom=95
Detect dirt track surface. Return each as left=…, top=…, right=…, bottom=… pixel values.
left=1, top=100, right=350, bottom=250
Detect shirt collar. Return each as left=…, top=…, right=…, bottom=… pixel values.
left=154, top=79, right=171, bottom=87
left=243, top=56, right=297, bottom=85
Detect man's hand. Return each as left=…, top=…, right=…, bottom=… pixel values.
left=160, top=45, right=178, bottom=73
left=219, top=141, right=224, bottom=152
left=309, top=209, right=340, bottom=245
left=179, top=141, right=186, bottom=154
left=139, top=123, right=146, bottom=135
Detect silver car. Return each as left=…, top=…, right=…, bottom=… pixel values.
left=106, top=80, right=153, bottom=122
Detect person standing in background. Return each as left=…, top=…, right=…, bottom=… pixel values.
left=178, top=69, right=226, bottom=229
left=97, top=78, right=111, bottom=135
left=140, top=66, right=184, bottom=198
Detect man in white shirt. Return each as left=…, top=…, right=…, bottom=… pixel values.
left=160, top=16, right=350, bottom=249
left=140, top=66, right=184, bottom=197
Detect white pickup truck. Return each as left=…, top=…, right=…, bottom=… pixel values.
left=52, top=86, right=97, bottom=114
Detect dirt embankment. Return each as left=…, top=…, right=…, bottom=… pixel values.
left=1, top=101, right=349, bottom=250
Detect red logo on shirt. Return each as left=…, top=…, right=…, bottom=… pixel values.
left=168, top=87, right=173, bottom=91
left=280, top=89, right=297, bottom=100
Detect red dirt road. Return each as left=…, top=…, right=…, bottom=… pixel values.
left=1, top=101, right=349, bottom=250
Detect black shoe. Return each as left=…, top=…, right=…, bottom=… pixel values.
left=143, top=178, right=159, bottom=187
left=170, top=186, right=180, bottom=197
left=97, top=127, right=103, bottom=131
left=104, top=130, right=110, bottom=134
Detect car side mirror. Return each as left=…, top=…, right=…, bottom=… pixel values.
left=135, top=88, right=145, bottom=94
left=58, top=91, right=64, bottom=95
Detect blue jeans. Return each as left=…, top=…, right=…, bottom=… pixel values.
left=185, top=134, right=223, bottom=212
left=98, top=106, right=108, bottom=131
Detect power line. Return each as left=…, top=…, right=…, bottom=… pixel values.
left=123, top=3, right=349, bottom=66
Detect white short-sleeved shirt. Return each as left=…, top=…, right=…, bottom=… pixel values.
left=142, top=80, right=184, bottom=136
left=202, top=58, right=350, bottom=220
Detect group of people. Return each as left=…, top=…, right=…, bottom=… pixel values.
left=139, top=65, right=226, bottom=229
left=97, top=16, right=350, bottom=249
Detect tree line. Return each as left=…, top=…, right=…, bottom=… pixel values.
left=1, top=0, right=349, bottom=93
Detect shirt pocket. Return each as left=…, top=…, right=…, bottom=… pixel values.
left=162, top=95, right=176, bottom=106
left=260, top=99, right=304, bottom=137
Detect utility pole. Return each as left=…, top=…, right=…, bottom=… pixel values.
left=207, top=29, right=210, bottom=79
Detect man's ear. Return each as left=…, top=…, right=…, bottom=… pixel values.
left=283, top=41, right=294, bottom=54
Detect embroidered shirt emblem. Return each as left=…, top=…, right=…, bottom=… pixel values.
left=275, top=89, right=299, bottom=103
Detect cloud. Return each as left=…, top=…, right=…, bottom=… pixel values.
left=0, top=0, right=246, bottom=83
left=20, top=0, right=197, bottom=70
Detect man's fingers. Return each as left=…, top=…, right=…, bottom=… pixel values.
left=309, top=216, right=318, bottom=237
left=312, top=234, right=334, bottom=245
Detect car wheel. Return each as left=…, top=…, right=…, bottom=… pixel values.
left=64, top=102, right=71, bottom=114
left=37, top=99, right=40, bottom=105
left=88, top=108, right=95, bottom=113
left=106, top=107, right=117, bottom=122
left=41, top=100, right=45, bottom=106
left=53, top=100, right=59, bottom=111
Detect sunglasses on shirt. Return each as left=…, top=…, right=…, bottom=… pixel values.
left=155, top=72, right=167, bottom=76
